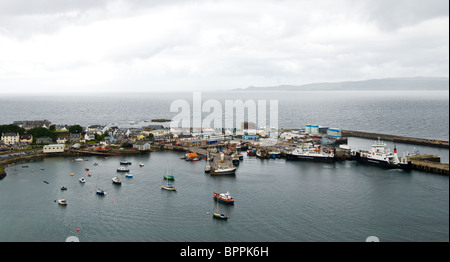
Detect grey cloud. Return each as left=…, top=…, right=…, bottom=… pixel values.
left=354, top=0, right=449, bottom=30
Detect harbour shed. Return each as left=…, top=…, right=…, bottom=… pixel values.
left=327, top=128, right=342, bottom=138
left=43, top=144, right=65, bottom=153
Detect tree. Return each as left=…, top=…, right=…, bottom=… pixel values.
left=69, top=125, right=83, bottom=134
left=0, top=124, right=25, bottom=135
left=27, top=127, right=57, bottom=142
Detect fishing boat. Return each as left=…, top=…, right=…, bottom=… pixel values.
left=268, top=150, right=281, bottom=159
left=210, top=166, right=236, bottom=176
left=161, top=183, right=177, bottom=191
left=213, top=192, right=235, bottom=205
left=355, top=138, right=412, bottom=170
left=204, top=164, right=211, bottom=173
left=238, top=153, right=244, bottom=160
left=112, top=176, right=122, bottom=185
left=120, top=160, right=132, bottom=165
left=247, top=149, right=256, bottom=156
left=79, top=178, right=86, bottom=183
left=96, top=189, right=107, bottom=195
left=232, top=154, right=240, bottom=165
left=117, top=167, right=130, bottom=172
left=57, top=199, right=67, bottom=205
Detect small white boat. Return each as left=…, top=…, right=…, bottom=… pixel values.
left=74, top=158, right=83, bottom=162
left=161, top=184, right=176, bottom=191
left=57, top=199, right=67, bottom=205
left=79, top=178, right=86, bottom=183
left=139, top=162, right=144, bottom=167
left=112, top=176, right=122, bottom=185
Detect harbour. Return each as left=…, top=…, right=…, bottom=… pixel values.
left=0, top=150, right=448, bottom=242
left=0, top=91, right=448, bottom=242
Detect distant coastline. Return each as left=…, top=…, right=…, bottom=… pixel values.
left=233, top=77, right=449, bottom=91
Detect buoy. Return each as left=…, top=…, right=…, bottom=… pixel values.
left=90, top=190, right=92, bottom=193
left=76, top=228, right=79, bottom=232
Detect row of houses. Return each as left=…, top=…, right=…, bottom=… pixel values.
left=1, top=123, right=171, bottom=146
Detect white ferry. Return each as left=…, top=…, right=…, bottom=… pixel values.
left=286, top=144, right=335, bottom=162
left=355, top=138, right=412, bottom=170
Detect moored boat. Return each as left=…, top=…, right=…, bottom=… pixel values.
left=57, top=199, right=67, bottom=205
left=163, top=175, right=175, bottom=180
left=161, top=183, right=176, bottom=191
left=96, top=189, right=107, bottom=195
left=204, top=164, right=211, bottom=173
left=112, top=176, right=122, bottom=185
left=212, top=212, right=229, bottom=220
left=79, top=178, right=86, bottom=183
left=213, top=192, right=235, bottom=205
left=355, top=138, right=412, bottom=170
left=117, top=167, right=130, bottom=172
left=286, top=145, right=335, bottom=162
left=232, top=154, right=240, bottom=165
left=120, top=160, right=132, bottom=165
left=210, top=166, right=236, bottom=176
left=125, top=173, right=133, bottom=178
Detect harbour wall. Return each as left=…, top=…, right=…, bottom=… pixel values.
left=342, top=130, right=449, bottom=148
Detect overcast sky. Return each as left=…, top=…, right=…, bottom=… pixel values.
left=0, top=0, right=448, bottom=93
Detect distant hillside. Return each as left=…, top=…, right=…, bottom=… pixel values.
left=234, top=77, right=449, bottom=91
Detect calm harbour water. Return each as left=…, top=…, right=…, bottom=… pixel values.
left=0, top=151, right=448, bottom=242
left=0, top=90, right=448, bottom=242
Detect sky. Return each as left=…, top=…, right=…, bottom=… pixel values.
left=0, top=0, right=448, bottom=93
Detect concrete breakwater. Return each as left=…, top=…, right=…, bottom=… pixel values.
left=342, top=130, right=449, bottom=148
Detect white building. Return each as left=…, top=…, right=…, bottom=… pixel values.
left=43, top=144, right=65, bottom=153
left=1, top=133, right=20, bottom=145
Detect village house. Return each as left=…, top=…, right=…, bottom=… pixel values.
left=56, top=131, right=69, bottom=144
left=69, top=133, right=82, bottom=143
left=36, top=137, right=53, bottom=144
left=13, top=120, right=51, bottom=130
left=84, top=132, right=95, bottom=141
left=86, top=125, right=104, bottom=135
left=133, top=141, right=152, bottom=151
left=20, top=134, right=33, bottom=144
left=1, top=133, right=20, bottom=145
